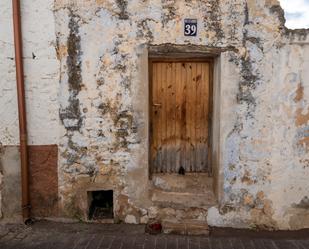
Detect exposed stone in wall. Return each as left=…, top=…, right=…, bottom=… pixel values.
left=56, top=1, right=272, bottom=228
left=115, top=0, right=129, bottom=20
left=51, top=0, right=309, bottom=229
left=59, top=9, right=83, bottom=132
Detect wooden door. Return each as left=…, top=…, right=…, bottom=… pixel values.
left=150, top=60, right=212, bottom=174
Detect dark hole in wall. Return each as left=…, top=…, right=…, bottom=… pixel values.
left=88, top=190, right=113, bottom=220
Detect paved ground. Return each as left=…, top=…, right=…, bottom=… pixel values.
left=0, top=221, right=308, bottom=249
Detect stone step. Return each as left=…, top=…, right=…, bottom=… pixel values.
left=162, top=219, right=209, bottom=236
left=152, top=173, right=214, bottom=194
left=151, top=189, right=216, bottom=209
left=150, top=206, right=209, bottom=222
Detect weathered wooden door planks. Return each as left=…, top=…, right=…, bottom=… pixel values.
left=150, top=61, right=211, bottom=174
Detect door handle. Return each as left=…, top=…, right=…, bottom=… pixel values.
left=153, top=103, right=162, bottom=107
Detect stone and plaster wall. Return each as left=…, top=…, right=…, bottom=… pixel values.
left=0, top=0, right=308, bottom=230
left=208, top=33, right=309, bottom=230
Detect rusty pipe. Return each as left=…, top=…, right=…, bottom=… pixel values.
left=12, top=0, right=31, bottom=222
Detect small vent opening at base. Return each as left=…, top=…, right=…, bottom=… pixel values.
left=88, top=190, right=113, bottom=220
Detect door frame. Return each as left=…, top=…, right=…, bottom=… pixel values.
left=148, top=56, right=214, bottom=177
